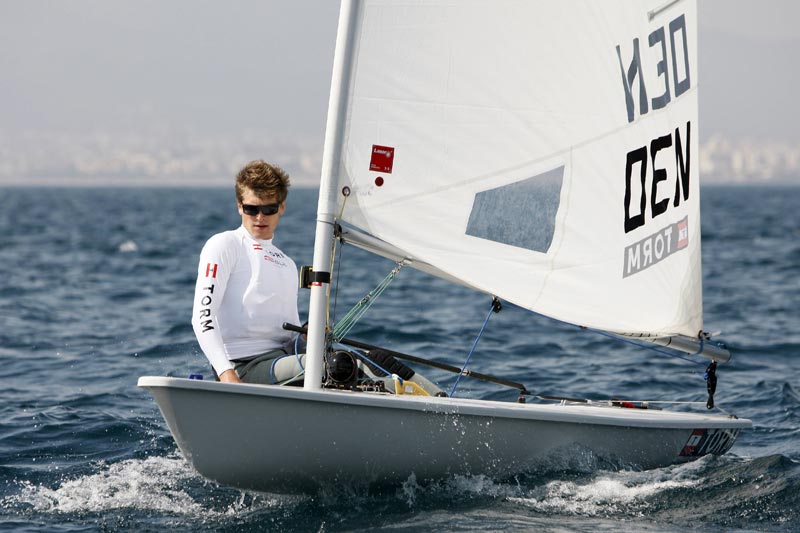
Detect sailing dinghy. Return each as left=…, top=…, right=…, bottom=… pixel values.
left=139, top=0, right=751, bottom=493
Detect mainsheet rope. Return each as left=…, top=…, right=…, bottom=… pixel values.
left=449, top=298, right=501, bottom=398
left=516, top=303, right=721, bottom=408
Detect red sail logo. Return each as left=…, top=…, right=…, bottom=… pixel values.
left=369, top=145, right=395, bottom=173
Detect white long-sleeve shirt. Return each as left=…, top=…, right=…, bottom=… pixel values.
left=191, top=226, right=300, bottom=375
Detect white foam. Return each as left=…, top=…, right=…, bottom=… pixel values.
left=509, top=464, right=703, bottom=517
left=3, top=454, right=297, bottom=517
left=5, top=456, right=204, bottom=514
left=399, top=472, right=525, bottom=507
left=118, top=240, right=138, bottom=252
left=394, top=461, right=708, bottom=513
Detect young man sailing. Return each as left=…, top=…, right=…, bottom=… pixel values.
left=192, top=160, right=303, bottom=384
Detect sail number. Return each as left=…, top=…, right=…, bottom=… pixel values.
left=616, top=14, right=691, bottom=124
left=623, top=121, right=691, bottom=234
left=616, top=12, right=694, bottom=235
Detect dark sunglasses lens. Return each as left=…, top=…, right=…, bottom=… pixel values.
left=243, top=203, right=280, bottom=216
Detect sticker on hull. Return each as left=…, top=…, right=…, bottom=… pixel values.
left=680, top=428, right=739, bottom=457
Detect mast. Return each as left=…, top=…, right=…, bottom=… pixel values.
left=304, top=0, right=361, bottom=391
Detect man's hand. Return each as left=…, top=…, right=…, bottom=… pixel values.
left=218, top=369, right=242, bottom=383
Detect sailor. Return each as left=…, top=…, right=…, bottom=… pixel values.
left=192, top=160, right=303, bottom=384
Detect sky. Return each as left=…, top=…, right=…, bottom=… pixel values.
left=0, top=0, right=340, bottom=141
left=1, top=0, right=798, bottom=150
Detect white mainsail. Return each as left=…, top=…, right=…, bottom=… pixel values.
left=308, top=0, right=723, bottom=382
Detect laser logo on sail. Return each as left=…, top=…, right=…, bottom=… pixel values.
left=623, top=216, right=688, bottom=277
left=369, top=144, right=395, bottom=173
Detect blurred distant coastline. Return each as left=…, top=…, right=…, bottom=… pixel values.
left=0, top=129, right=323, bottom=188
left=0, top=129, right=797, bottom=187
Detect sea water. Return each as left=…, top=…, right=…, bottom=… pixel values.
left=0, top=185, right=798, bottom=532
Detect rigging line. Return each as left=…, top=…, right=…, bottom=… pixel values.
left=449, top=298, right=500, bottom=398
left=331, top=235, right=345, bottom=327
left=586, top=327, right=707, bottom=370
left=332, top=262, right=404, bottom=342
left=611, top=400, right=705, bottom=405
left=352, top=350, right=393, bottom=379
left=326, top=238, right=337, bottom=329
left=500, top=300, right=709, bottom=370
left=690, top=336, right=705, bottom=357
left=527, top=394, right=733, bottom=415
left=336, top=186, right=350, bottom=220
left=530, top=395, right=709, bottom=406
left=283, top=322, right=529, bottom=393
left=327, top=189, right=350, bottom=330
left=293, top=336, right=304, bottom=371
left=333, top=263, right=402, bottom=340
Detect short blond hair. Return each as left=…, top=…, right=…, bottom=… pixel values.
left=235, top=160, right=290, bottom=203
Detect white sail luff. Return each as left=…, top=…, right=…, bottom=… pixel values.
left=305, top=0, right=361, bottom=390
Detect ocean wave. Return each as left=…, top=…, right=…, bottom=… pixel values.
left=1, top=454, right=312, bottom=530
left=4, top=455, right=212, bottom=515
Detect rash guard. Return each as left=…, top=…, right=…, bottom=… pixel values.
left=191, top=226, right=300, bottom=375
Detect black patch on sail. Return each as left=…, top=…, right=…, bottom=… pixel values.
left=465, top=166, right=564, bottom=253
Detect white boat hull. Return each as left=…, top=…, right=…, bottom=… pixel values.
left=138, top=377, right=750, bottom=493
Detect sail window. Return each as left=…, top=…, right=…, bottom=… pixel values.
left=465, top=166, right=564, bottom=253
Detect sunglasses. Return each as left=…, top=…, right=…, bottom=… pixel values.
left=241, top=203, right=281, bottom=216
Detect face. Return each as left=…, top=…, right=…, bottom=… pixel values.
left=238, top=188, right=286, bottom=240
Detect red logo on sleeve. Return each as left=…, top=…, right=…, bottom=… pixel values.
left=205, top=263, right=218, bottom=278
left=369, top=145, right=395, bottom=173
